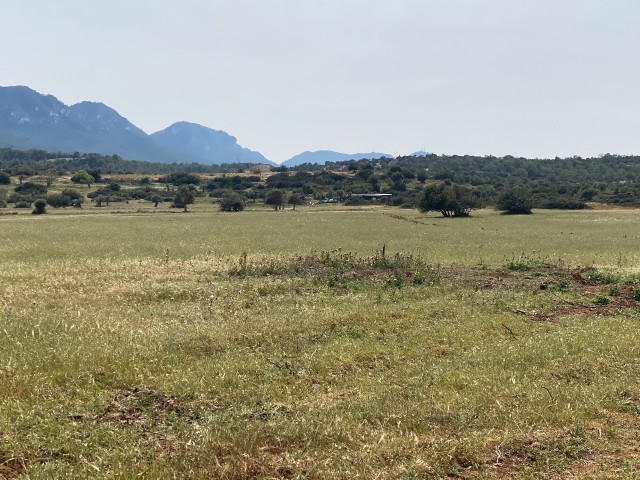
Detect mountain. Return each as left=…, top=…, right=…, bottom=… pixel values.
left=282, top=150, right=393, bottom=167
left=0, top=86, right=178, bottom=162
left=151, top=122, right=274, bottom=165
left=0, top=86, right=272, bottom=165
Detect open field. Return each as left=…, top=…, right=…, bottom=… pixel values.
left=1, top=207, right=640, bottom=478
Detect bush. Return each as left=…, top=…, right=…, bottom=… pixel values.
left=32, top=199, right=47, bottom=214
left=173, top=186, right=195, bottom=212
left=46, top=193, right=71, bottom=208
left=219, top=194, right=245, bottom=212
left=591, top=293, right=611, bottom=305
left=539, top=198, right=588, bottom=210
left=498, top=188, right=533, bottom=214
left=158, top=173, right=201, bottom=186
left=61, top=189, right=84, bottom=202
left=70, top=170, right=95, bottom=186
left=418, top=183, right=476, bottom=217
left=15, top=201, right=32, bottom=209
left=15, top=182, right=46, bottom=195
left=0, top=172, right=11, bottom=185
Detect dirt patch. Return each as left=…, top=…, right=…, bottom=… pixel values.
left=467, top=267, right=640, bottom=321
left=0, top=456, right=26, bottom=480
left=0, top=449, right=72, bottom=479
left=95, top=387, right=208, bottom=426
left=384, top=212, right=436, bottom=226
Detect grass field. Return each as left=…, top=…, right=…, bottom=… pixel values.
left=1, top=205, right=639, bottom=479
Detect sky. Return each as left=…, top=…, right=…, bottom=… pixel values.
left=2, top=0, right=640, bottom=163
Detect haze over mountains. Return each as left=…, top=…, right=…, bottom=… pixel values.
left=0, top=86, right=272, bottom=165
left=282, top=150, right=393, bottom=167
left=0, top=86, right=409, bottom=166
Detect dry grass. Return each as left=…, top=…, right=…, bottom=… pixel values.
left=0, top=208, right=639, bottom=478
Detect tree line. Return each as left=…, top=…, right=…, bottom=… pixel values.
left=2, top=148, right=640, bottom=212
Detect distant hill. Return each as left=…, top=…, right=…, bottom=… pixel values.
left=0, top=86, right=271, bottom=165
left=151, top=122, right=274, bottom=166
left=282, top=150, right=393, bottom=167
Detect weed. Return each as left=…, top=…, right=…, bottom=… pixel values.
left=551, top=278, right=571, bottom=293
left=581, top=268, right=620, bottom=284
left=592, top=293, right=612, bottom=305
left=504, top=253, right=552, bottom=271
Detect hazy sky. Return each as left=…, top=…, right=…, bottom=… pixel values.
left=2, top=0, right=639, bottom=162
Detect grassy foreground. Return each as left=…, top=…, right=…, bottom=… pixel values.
left=1, top=207, right=640, bottom=479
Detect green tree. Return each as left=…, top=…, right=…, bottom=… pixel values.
left=32, top=199, right=47, bottom=215
left=418, top=183, right=475, bottom=218
left=497, top=188, right=533, bottom=215
left=0, top=172, right=11, bottom=185
left=173, top=186, right=195, bottom=212
left=150, top=194, right=162, bottom=207
left=71, top=170, right=95, bottom=187
left=265, top=190, right=285, bottom=210
left=288, top=193, right=304, bottom=210
left=94, top=195, right=108, bottom=207
left=219, top=193, right=245, bottom=212
left=46, top=193, right=71, bottom=208
left=46, top=169, right=58, bottom=187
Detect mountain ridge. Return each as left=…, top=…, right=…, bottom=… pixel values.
left=0, top=86, right=272, bottom=165
left=282, top=150, right=394, bottom=167
left=151, top=121, right=271, bottom=165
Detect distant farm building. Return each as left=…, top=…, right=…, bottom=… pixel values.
left=349, top=193, right=393, bottom=200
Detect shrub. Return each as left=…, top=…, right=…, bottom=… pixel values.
left=539, top=198, right=588, bottom=210
left=219, top=194, right=245, bottom=212
left=158, top=173, right=201, bottom=186
left=61, top=189, right=84, bottom=202
left=15, top=182, right=46, bottom=195
left=46, top=193, right=71, bottom=208
left=0, top=172, right=11, bottom=185
left=418, top=183, right=476, bottom=217
left=497, top=188, right=533, bottom=214
left=581, top=269, right=620, bottom=284
left=173, top=186, right=195, bottom=212
left=32, top=199, right=47, bottom=214
left=71, top=170, right=95, bottom=186
left=15, top=201, right=32, bottom=209
left=504, top=253, right=552, bottom=271
left=591, top=293, right=611, bottom=305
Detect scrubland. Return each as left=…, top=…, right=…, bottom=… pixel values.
left=1, top=205, right=639, bottom=479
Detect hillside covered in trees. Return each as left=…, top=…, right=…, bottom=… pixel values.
left=1, top=148, right=640, bottom=210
